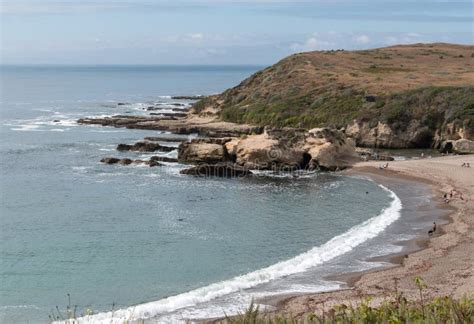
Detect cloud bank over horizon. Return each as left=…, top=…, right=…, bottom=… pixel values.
left=1, top=0, right=472, bottom=65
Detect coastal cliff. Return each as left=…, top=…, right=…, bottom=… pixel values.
left=192, top=43, right=474, bottom=150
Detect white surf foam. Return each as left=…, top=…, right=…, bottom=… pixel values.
left=56, top=185, right=401, bottom=324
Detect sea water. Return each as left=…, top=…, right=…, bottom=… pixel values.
left=0, top=66, right=436, bottom=323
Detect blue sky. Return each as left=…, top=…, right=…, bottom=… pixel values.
left=0, top=0, right=472, bottom=65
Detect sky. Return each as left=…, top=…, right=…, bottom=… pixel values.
left=0, top=0, right=472, bottom=65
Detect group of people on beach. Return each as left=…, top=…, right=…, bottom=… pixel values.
left=461, top=162, right=471, bottom=168
left=443, top=189, right=464, bottom=204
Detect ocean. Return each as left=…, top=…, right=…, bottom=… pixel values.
left=0, top=65, right=439, bottom=323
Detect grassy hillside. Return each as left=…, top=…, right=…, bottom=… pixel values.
left=195, top=43, right=474, bottom=137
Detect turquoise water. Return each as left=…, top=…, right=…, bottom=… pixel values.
left=0, top=66, right=398, bottom=323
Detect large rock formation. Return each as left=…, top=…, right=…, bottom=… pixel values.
left=452, top=139, right=474, bottom=154
left=178, top=127, right=357, bottom=172
left=225, top=132, right=305, bottom=170
left=303, top=128, right=357, bottom=171
left=178, top=138, right=231, bottom=164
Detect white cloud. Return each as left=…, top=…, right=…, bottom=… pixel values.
left=354, top=34, right=370, bottom=44
left=290, top=36, right=335, bottom=52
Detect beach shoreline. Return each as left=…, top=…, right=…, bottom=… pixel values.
left=256, top=155, right=473, bottom=319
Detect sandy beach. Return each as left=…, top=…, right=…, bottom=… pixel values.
left=265, top=154, right=474, bottom=318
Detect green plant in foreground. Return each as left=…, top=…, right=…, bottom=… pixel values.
left=226, top=283, right=474, bottom=324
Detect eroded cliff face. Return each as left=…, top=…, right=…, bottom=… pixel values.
left=345, top=119, right=474, bottom=153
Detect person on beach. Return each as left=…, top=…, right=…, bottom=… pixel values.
left=428, top=222, right=437, bottom=236
left=443, top=193, right=450, bottom=203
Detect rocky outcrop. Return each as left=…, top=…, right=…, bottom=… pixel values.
left=143, top=136, right=188, bottom=143
left=225, top=131, right=305, bottom=170
left=78, top=115, right=263, bottom=138
left=453, top=139, right=474, bottom=154
left=345, top=120, right=435, bottom=149
left=440, top=139, right=474, bottom=154
left=303, top=128, right=358, bottom=171
left=345, top=118, right=473, bottom=150
left=117, top=142, right=175, bottom=152
left=150, top=156, right=179, bottom=163
left=100, top=157, right=162, bottom=167
left=180, top=163, right=252, bottom=177
left=178, top=138, right=231, bottom=164
left=100, top=157, right=121, bottom=164
left=178, top=127, right=356, bottom=172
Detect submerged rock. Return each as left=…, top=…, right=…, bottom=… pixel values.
left=119, top=158, right=133, bottom=165
left=149, top=156, right=179, bottom=163
left=100, top=157, right=121, bottom=164
left=100, top=157, right=162, bottom=167
left=117, top=142, right=175, bottom=152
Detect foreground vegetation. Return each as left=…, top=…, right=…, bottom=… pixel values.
left=50, top=278, right=473, bottom=323
left=228, top=296, right=473, bottom=324
left=227, top=278, right=473, bottom=324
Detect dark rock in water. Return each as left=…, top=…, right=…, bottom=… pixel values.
left=117, top=102, right=130, bottom=106
left=180, top=163, right=252, bottom=177
left=100, top=157, right=121, bottom=164
left=171, top=95, right=203, bottom=100
left=53, top=120, right=60, bottom=123
left=149, top=112, right=188, bottom=118
left=101, top=157, right=162, bottom=167
left=144, top=136, right=187, bottom=143
left=171, top=107, right=189, bottom=112
left=147, top=160, right=163, bottom=167
left=119, top=158, right=133, bottom=165
left=116, top=144, right=133, bottom=151
left=117, top=142, right=175, bottom=152
left=150, top=156, right=179, bottom=163
left=134, top=159, right=162, bottom=167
